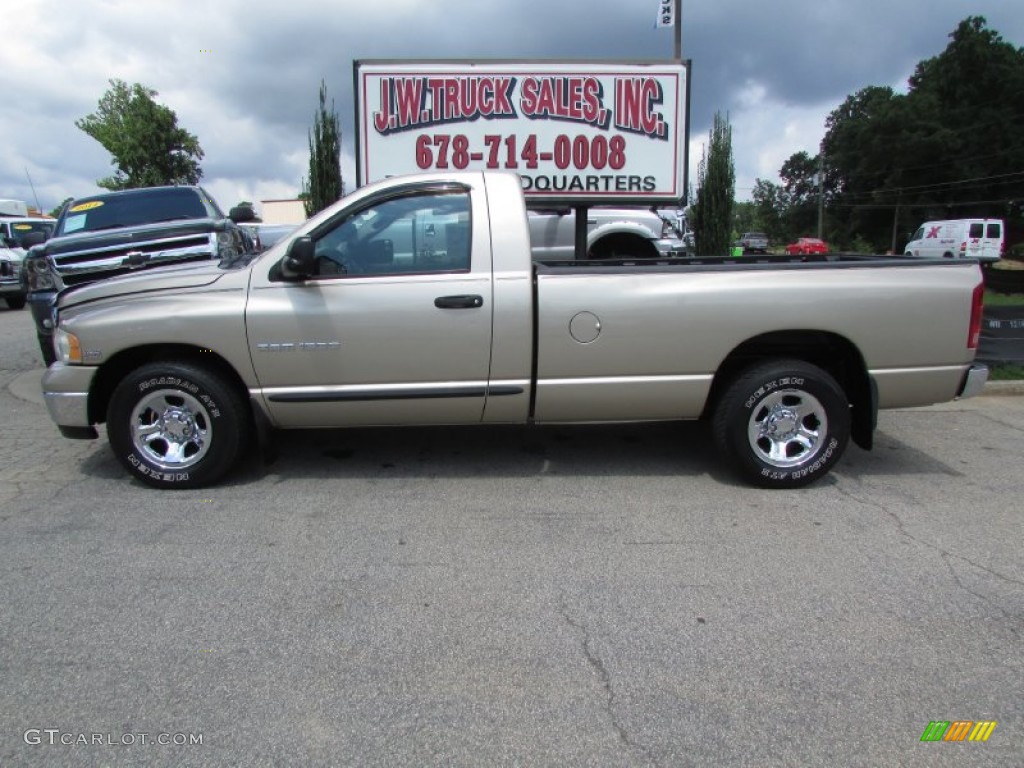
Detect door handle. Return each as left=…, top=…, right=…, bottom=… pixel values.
left=434, top=294, right=484, bottom=309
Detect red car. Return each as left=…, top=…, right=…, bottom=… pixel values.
left=785, top=237, right=829, bottom=255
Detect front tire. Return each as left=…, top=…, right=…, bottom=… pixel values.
left=6, top=296, right=26, bottom=309
left=107, top=362, right=249, bottom=488
left=713, top=360, right=850, bottom=488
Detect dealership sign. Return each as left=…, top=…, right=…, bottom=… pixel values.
left=355, top=60, right=690, bottom=204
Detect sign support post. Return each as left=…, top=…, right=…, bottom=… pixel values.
left=674, top=0, right=682, bottom=60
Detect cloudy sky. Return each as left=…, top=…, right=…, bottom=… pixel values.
left=2, top=0, right=1022, bottom=215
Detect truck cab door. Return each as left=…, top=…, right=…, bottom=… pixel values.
left=246, top=183, right=495, bottom=427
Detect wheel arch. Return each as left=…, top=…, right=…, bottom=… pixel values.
left=87, top=344, right=251, bottom=426
left=702, top=330, right=875, bottom=450
left=588, top=229, right=659, bottom=259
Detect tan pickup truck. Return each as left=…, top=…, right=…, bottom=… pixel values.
left=42, top=171, right=988, bottom=489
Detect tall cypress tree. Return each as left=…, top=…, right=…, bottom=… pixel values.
left=691, top=112, right=735, bottom=256
left=302, top=80, right=343, bottom=217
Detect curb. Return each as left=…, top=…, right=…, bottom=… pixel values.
left=8, top=369, right=44, bottom=405
left=980, top=379, right=1024, bottom=397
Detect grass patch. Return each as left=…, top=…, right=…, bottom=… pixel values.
left=988, top=362, right=1024, bottom=380
left=983, top=290, right=1024, bottom=307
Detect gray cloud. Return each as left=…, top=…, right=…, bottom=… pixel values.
left=1, top=0, right=1021, bottom=211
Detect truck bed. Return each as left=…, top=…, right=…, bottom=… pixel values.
left=530, top=253, right=982, bottom=423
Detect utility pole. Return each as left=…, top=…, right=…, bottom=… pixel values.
left=816, top=152, right=824, bottom=239
left=890, top=193, right=902, bottom=254
left=674, top=0, right=682, bottom=59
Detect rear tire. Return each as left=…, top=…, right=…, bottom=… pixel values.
left=6, top=296, right=26, bottom=310
left=713, top=360, right=850, bottom=488
left=107, top=362, right=249, bottom=489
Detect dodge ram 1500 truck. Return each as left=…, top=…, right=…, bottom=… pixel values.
left=41, top=171, right=988, bottom=489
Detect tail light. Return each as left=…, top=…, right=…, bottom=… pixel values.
left=968, top=282, right=984, bottom=349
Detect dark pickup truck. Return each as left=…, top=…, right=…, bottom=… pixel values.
left=22, top=186, right=255, bottom=364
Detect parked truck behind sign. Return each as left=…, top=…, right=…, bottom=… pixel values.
left=42, top=171, right=987, bottom=489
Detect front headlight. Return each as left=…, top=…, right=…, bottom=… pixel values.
left=24, top=253, right=57, bottom=292
left=54, top=327, right=83, bottom=364
left=216, top=230, right=240, bottom=259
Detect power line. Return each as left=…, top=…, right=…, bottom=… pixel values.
left=830, top=196, right=1022, bottom=211
left=835, top=170, right=1024, bottom=203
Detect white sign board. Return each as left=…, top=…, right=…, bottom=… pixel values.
left=656, top=0, right=675, bottom=27
left=355, top=60, right=689, bottom=204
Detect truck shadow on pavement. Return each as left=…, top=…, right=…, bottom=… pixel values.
left=75, top=422, right=961, bottom=488
left=236, top=421, right=730, bottom=484
left=236, top=422, right=962, bottom=487
left=835, top=431, right=963, bottom=480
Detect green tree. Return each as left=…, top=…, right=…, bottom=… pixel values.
left=301, top=80, right=343, bottom=217
left=76, top=79, right=204, bottom=190
left=690, top=112, right=735, bottom=256
left=751, top=179, right=789, bottom=244
left=232, top=201, right=260, bottom=221
left=817, top=16, right=1024, bottom=250
left=821, top=86, right=907, bottom=248
left=49, top=197, right=73, bottom=219
left=779, top=151, right=825, bottom=239
left=732, top=201, right=757, bottom=239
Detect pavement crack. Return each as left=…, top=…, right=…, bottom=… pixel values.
left=558, top=594, right=656, bottom=764
left=835, top=485, right=1022, bottom=631
left=939, top=552, right=1021, bottom=631
left=973, top=411, right=1024, bottom=437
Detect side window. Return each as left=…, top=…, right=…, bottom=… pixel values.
left=911, top=227, right=923, bottom=241
left=987, top=223, right=1001, bottom=238
left=969, top=223, right=984, bottom=238
left=312, top=191, right=471, bottom=278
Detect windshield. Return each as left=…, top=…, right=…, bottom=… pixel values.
left=56, top=188, right=221, bottom=236
left=3, top=220, right=55, bottom=246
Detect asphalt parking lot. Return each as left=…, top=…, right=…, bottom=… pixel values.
left=0, top=305, right=1021, bottom=767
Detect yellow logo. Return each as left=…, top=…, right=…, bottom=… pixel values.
left=69, top=201, right=105, bottom=213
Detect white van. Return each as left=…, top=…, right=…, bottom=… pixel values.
left=904, top=218, right=1004, bottom=262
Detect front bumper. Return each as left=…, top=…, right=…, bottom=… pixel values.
left=42, top=363, right=99, bottom=438
left=28, top=289, right=57, bottom=336
left=654, top=237, right=689, bottom=257
left=0, top=280, right=25, bottom=299
left=956, top=363, right=989, bottom=399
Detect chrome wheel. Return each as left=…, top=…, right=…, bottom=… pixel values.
left=130, top=388, right=212, bottom=470
left=747, top=388, right=828, bottom=469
